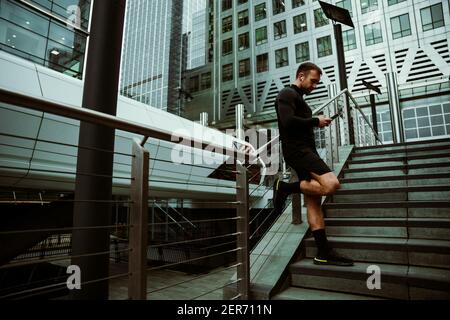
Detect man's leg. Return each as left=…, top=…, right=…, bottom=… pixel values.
left=305, top=194, right=331, bottom=261
left=305, top=194, right=325, bottom=231
left=300, top=172, right=340, bottom=196
left=273, top=171, right=339, bottom=214
left=304, top=177, right=353, bottom=266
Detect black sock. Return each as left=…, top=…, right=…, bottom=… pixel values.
left=279, top=181, right=301, bottom=194
left=312, top=229, right=330, bottom=257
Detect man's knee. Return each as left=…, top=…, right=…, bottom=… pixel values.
left=323, top=178, right=340, bottom=195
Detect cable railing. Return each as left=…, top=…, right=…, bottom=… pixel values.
left=0, top=86, right=266, bottom=300
left=0, top=83, right=382, bottom=300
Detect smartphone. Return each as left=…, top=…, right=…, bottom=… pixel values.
left=330, top=112, right=341, bottom=121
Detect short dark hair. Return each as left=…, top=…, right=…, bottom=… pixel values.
left=296, top=62, right=322, bottom=79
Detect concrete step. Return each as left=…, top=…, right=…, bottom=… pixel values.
left=324, top=218, right=407, bottom=238
left=304, top=236, right=450, bottom=269
left=290, top=259, right=450, bottom=299
left=342, top=169, right=406, bottom=179
left=408, top=266, right=450, bottom=299
left=332, top=191, right=407, bottom=202
left=347, top=160, right=405, bottom=170
left=353, top=140, right=450, bottom=155
left=342, top=162, right=450, bottom=179
left=305, top=236, right=408, bottom=264
left=339, top=173, right=450, bottom=190
left=332, top=185, right=450, bottom=203
left=323, top=201, right=450, bottom=219
left=323, top=217, right=450, bottom=240
left=409, top=166, right=450, bottom=175
left=409, top=218, right=450, bottom=240
left=347, top=155, right=450, bottom=170
left=272, top=286, right=383, bottom=300
left=351, top=148, right=450, bottom=162
left=354, top=139, right=450, bottom=154
left=408, top=154, right=450, bottom=165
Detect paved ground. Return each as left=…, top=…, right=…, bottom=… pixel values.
left=108, top=262, right=236, bottom=300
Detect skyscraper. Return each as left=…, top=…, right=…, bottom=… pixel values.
left=120, top=0, right=183, bottom=114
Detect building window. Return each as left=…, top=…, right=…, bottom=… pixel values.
left=238, top=0, right=248, bottom=4
left=336, top=0, right=353, bottom=17
left=403, top=104, right=450, bottom=140
left=222, top=38, right=233, bottom=56
left=222, top=16, right=232, bottom=33
left=222, top=0, right=232, bottom=11
left=200, top=72, right=211, bottom=90
left=388, top=0, right=406, bottom=6
left=238, top=32, right=249, bottom=51
left=257, top=53, right=269, bottom=73
left=314, top=8, right=329, bottom=28
left=391, top=14, right=411, bottom=39
left=238, top=10, right=249, bottom=27
left=293, top=13, right=307, bottom=34
left=222, top=63, right=233, bottom=81
left=274, top=20, right=287, bottom=40
left=357, top=110, right=393, bottom=143
left=342, top=29, right=356, bottom=51
left=376, top=111, right=393, bottom=143
left=295, top=42, right=310, bottom=63
left=292, top=0, right=305, bottom=8
left=420, top=3, right=445, bottom=31
left=272, top=0, right=285, bottom=15
left=361, top=0, right=378, bottom=14
left=275, top=47, right=289, bottom=68
left=317, top=36, right=333, bottom=57
left=0, top=1, right=89, bottom=79
left=239, top=58, right=251, bottom=77
left=190, top=75, right=200, bottom=92
left=255, top=26, right=268, bottom=45
left=364, top=22, right=383, bottom=46
left=21, top=0, right=91, bottom=30
left=255, top=3, right=266, bottom=21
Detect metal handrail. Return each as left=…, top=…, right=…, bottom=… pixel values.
left=311, top=88, right=383, bottom=144
left=312, top=88, right=349, bottom=115
left=0, top=87, right=253, bottom=159
left=346, top=89, right=383, bottom=144
left=152, top=202, right=185, bottom=231
left=165, top=202, right=196, bottom=228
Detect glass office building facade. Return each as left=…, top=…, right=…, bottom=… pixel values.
left=0, top=0, right=91, bottom=79
left=184, top=0, right=450, bottom=144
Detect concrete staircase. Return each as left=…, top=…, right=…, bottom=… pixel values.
left=273, top=138, right=450, bottom=300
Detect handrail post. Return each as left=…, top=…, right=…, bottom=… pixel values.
left=352, top=108, right=363, bottom=147
left=128, top=138, right=149, bottom=300
left=325, top=105, right=334, bottom=170
left=328, top=84, right=340, bottom=163
left=236, top=161, right=250, bottom=300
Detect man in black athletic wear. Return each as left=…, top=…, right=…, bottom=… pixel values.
left=273, top=62, right=353, bottom=266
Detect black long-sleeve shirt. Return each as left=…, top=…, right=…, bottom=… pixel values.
left=275, top=85, right=319, bottom=149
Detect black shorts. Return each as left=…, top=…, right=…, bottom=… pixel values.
left=282, top=146, right=331, bottom=182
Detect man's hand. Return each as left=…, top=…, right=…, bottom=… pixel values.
left=317, top=115, right=332, bottom=128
